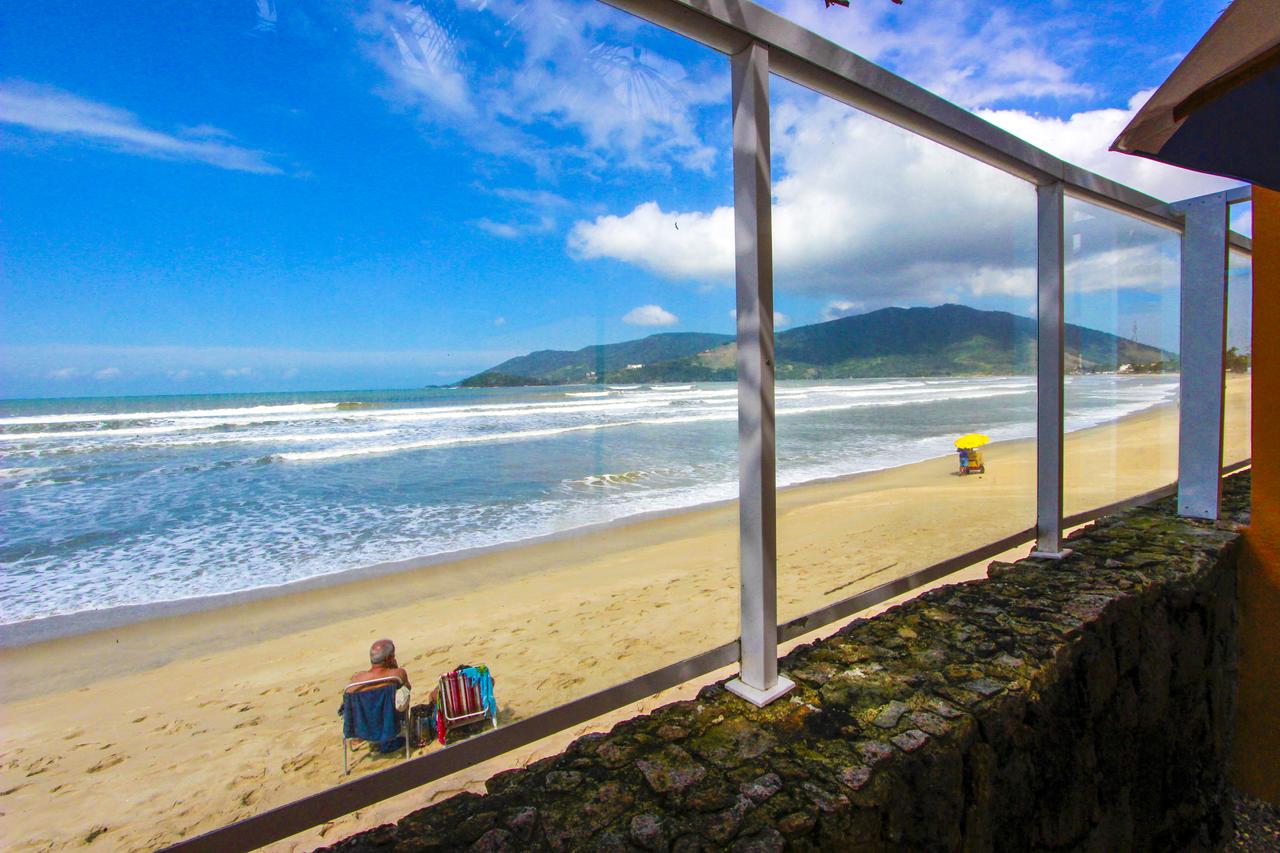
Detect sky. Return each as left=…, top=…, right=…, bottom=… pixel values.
left=0, top=0, right=1255, bottom=398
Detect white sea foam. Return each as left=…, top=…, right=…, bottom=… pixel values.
left=0, top=402, right=341, bottom=427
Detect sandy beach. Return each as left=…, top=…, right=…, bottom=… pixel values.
left=0, top=377, right=1248, bottom=852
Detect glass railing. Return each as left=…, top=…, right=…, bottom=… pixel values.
left=0, top=0, right=1251, bottom=849
left=1224, top=248, right=1253, bottom=469
left=1062, top=198, right=1181, bottom=519
left=767, top=76, right=1036, bottom=626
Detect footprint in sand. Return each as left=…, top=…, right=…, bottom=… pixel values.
left=24, top=756, right=58, bottom=777
left=131, top=715, right=147, bottom=724
left=87, top=755, right=125, bottom=774
left=233, top=717, right=263, bottom=730
left=282, top=753, right=315, bottom=773
left=62, top=728, right=84, bottom=740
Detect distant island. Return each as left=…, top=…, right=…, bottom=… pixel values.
left=460, top=304, right=1175, bottom=387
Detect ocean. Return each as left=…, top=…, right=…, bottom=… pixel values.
left=0, top=375, right=1176, bottom=631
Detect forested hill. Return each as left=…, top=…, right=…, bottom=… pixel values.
left=459, top=304, right=1173, bottom=386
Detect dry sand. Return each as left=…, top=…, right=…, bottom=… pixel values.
left=0, top=377, right=1249, bottom=851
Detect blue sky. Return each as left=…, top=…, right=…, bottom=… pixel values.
left=0, top=0, right=1252, bottom=398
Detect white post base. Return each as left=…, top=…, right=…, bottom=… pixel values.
left=1029, top=548, right=1073, bottom=560
left=725, top=675, right=796, bottom=707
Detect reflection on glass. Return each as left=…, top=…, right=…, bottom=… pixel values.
left=766, top=77, right=1037, bottom=624
left=0, top=0, right=735, bottom=847
left=1224, top=249, right=1252, bottom=467
left=1063, top=198, right=1180, bottom=517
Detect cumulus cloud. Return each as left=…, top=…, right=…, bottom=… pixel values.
left=623, top=304, right=678, bottom=326
left=494, top=316, right=507, bottom=326
left=221, top=367, right=254, bottom=378
left=94, top=367, right=121, bottom=380
left=0, top=81, right=282, bottom=174
left=571, top=95, right=1036, bottom=307
left=48, top=367, right=79, bottom=380
left=978, top=91, right=1240, bottom=203
left=569, top=83, right=1231, bottom=311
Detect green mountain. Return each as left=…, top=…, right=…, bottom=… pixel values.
left=459, top=304, right=1173, bottom=386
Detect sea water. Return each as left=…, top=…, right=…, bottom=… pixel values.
left=0, top=375, right=1176, bottom=629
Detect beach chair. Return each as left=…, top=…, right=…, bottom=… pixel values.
left=341, top=677, right=411, bottom=773
left=435, top=666, right=497, bottom=745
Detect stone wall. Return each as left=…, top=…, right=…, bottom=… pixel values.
left=322, top=473, right=1248, bottom=852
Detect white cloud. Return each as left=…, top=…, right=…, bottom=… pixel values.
left=167, top=369, right=197, bottom=381
left=571, top=95, right=1036, bottom=306
left=221, top=367, right=254, bottom=378
left=281, top=367, right=300, bottom=379
left=0, top=81, right=282, bottom=174
left=623, top=304, right=678, bottom=326
left=729, top=308, right=789, bottom=327
left=357, top=0, right=723, bottom=173
left=1231, top=205, right=1252, bottom=239
left=569, top=85, right=1230, bottom=310
left=474, top=214, right=555, bottom=239
left=759, top=0, right=1090, bottom=109
left=494, top=316, right=507, bottom=326
left=48, top=367, right=78, bottom=380
left=364, top=1, right=474, bottom=117
left=94, top=367, right=121, bottom=380
left=821, top=300, right=863, bottom=321
left=979, top=91, right=1241, bottom=203
left=570, top=201, right=733, bottom=280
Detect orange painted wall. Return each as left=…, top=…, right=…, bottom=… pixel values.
left=1232, top=185, right=1280, bottom=804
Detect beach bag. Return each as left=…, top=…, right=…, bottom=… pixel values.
left=394, top=685, right=411, bottom=713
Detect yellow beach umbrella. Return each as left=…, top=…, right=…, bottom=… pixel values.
left=954, top=433, right=990, bottom=450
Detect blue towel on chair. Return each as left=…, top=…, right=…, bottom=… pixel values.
left=459, top=666, right=496, bottom=718
left=343, top=685, right=400, bottom=748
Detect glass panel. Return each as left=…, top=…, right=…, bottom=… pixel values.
left=0, top=0, right=734, bottom=846
left=1231, top=200, right=1253, bottom=239
left=1224, top=248, right=1252, bottom=467
left=766, top=77, right=1037, bottom=625
left=1062, top=198, right=1180, bottom=518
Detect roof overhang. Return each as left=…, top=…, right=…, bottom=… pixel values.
left=1111, top=0, right=1280, bottom=191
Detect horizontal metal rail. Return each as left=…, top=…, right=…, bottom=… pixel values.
left=601, top=0, right=1253, bottom=248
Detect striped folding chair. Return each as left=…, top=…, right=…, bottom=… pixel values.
left=435, top=667, right=497, bottom=745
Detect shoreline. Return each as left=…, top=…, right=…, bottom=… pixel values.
left=0, top=393, right=1166, bottom=648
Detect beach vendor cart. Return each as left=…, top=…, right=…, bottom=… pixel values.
left=955, top=433, right=989, bottom=475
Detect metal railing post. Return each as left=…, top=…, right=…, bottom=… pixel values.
left=1032, top=182, right=1070, bottom=558
left=726, top=40, right=793, bottom=707
left=1176, top=191, right=1229, bottom=519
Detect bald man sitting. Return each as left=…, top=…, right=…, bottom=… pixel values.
left=348, top=638, right=411, bottom=692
